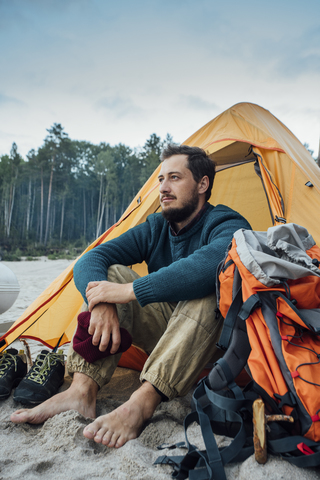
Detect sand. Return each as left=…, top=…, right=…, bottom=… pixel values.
left=0, top=259, right=319, bottom=480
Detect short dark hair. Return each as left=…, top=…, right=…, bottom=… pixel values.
left=160, top=144, right=216, bottom=201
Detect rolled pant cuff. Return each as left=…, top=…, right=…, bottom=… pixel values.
left=67, top=362, right=105, bottom=389
left=141, top=371, right=177, bottom=401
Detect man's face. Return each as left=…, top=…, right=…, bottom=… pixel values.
left=158, top=154, right=201, bottom=224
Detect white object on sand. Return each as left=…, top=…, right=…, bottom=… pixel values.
left=0, top=263, right=20, bottom=315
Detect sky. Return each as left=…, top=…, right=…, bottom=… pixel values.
left=0, top=0, right=319, bottom=159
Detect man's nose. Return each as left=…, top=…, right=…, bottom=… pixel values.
left=159, top=179, right=170, bottom=193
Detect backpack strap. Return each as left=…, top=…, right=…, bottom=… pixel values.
left=155, top=407, right=208, bottom=479
left=155, top=379, right=255, bottom=480
left=238, top=294, right=262, bottom=321
left=268, top=435, right=320, bottom=468
left=209, top=291, right=251, bottom=392
left=216, top=287, right=243, bottom=351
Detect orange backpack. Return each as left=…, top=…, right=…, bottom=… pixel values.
left=156, top=223, right=320, bottom=479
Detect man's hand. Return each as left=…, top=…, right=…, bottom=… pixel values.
left=86, top=281, right=136, bottom=312
left=85, top=281, right=136, bottom=353
left=88, top=302, right=121, bottom=353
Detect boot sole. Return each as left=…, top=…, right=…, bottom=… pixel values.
left=0, top=376, right=25, bottom=400
left=13, top=378, right=65, bottom=406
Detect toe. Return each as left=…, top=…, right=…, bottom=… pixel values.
left=10, top=409, right=30, bottom=423
left=101, top=430, right=113, bottom=446
left=93, top=427, right=106, bottom=443
left=107, top=431, right=120, bottom=448
left=83, top=424, right=97, bottom=440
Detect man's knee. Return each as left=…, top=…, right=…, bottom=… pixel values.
left=170, top=293, right=219, bottom=332
left=107, top=264, right=140, bottom=284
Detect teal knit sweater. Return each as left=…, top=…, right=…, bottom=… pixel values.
left=73, top=204, right=251, bottom=307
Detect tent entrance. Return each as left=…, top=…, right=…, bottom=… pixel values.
left=209, top=143, right=274, bottom=231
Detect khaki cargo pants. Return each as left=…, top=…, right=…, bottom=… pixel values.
left=67, top=265, right=223, bottom=400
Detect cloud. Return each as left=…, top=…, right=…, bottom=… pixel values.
left=0, top=129, right=17, bottom=140
left=270, top=25, right=320, bottom=78
left=177, top=95, right=220, bottom=113
left=95, top=95, right=144, bottom=119
left=0, top=93, right=25, bottom=107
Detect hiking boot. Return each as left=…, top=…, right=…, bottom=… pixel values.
left=13, top=349, right=65, bottom=406
left=0, top=348, right=27, bottom=400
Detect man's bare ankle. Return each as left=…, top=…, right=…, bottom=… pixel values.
left=130, top=382, right=162, bottom=419
left=68, top=372, right=99, bottom=403
left=71, top=372, right=99, bottom=389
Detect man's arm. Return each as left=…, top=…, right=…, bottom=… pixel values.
left=73, top=218, right=158, bottom=353
left=73, top=219, right=156, bottom=304
left=86, top=281, right=136, bottom=310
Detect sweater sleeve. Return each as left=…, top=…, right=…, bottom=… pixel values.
left=133, top=210, right=250, bottom=306
left=73, top=220, right=156, bottom=303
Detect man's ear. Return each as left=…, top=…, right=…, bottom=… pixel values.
left=198, top=176, right=209, bottom=195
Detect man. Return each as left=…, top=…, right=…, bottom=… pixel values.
left=11, top=144, right=251, bottom=448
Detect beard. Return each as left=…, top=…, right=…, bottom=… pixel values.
left=161, top=187, right=199, bottom=224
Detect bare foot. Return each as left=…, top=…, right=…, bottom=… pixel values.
left=83, top=382, right=161, bottom=448
left=10, top=373, right=99, bottom=424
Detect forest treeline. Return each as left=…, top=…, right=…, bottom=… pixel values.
left=0, top=124, right=172, bottom=259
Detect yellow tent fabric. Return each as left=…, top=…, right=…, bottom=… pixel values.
left=1, top=102, right=319, bottom=353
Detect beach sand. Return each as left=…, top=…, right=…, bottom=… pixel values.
left=0, top=259, right=319, bottom=479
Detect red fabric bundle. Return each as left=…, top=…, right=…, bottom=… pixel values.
left=73, top=311, right=132, bottom=363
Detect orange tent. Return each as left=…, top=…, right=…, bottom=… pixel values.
left=1, top=102, right=319, bottom=371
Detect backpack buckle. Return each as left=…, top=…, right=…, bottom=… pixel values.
left=215, top=342, right=227, bottom=352
left=297, top=443, right=314, bottom=455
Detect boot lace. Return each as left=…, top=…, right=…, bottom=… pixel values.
left=27, top=352, right=64, bottom=385
left=0, top=352, right=17, bottom=378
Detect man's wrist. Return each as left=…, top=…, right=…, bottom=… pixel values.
left=127, top=283, right=136, bottom=302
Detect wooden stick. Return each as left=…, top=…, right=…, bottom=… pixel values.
left=253, top=399, right=267, bottom=464
left=19, top=338, right=33, bottom=370
left=253, top=398, right=294, bottom=465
